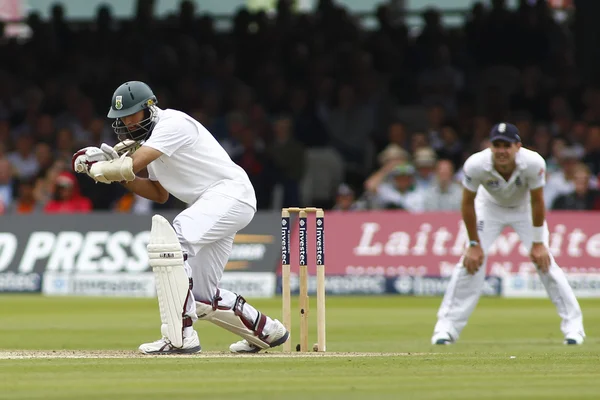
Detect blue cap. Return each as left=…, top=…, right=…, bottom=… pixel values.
left=489, top=123, right=521, bottom=143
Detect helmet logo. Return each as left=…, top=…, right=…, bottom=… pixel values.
left=147, top=99, right=154, bottom=106
left=115, top=95, right=123, bottom=110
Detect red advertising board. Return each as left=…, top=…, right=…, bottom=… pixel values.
left=279, top=211, right=600, bottom=277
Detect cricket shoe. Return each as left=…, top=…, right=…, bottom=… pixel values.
left=431, top=331, right=455, bottom=345
left=229, top=319, right=290, bottom=353
left=138, top=330, right=201, bottom=354
left=564, top=332, right=584, bottom=345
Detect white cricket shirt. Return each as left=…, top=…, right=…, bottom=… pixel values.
left=143, top=108, right=257, bottom=209
left=462, top=147, right=546, bottom=208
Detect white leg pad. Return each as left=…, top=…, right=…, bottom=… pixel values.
left=195, top=300, right=270, bottom=350
left=147, top=214, right=190, bottom=348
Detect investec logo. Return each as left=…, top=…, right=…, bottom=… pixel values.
left=298, top=219, right=306, bottom=265
left=315, top=219, right=324, bottom=265
left=0, top=231, right=150, bottom=273
left=281, top=218, right=289, bottom=265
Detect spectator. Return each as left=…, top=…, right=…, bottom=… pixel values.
left=434, top=121, right=464, bottom=171
left=33, top=113, right=56, bottom=145
left=34, top=159, right=66, bottom=207
left=0, top=158, right=14, bottom=213
left=409, top=132, right=430, bottom=155
left=413, top=146, right=437, bottom=190
left=569, top=119, right=588, bottom=155
left=364, top=144, right=409, bottom=193
left=552, top=164, right=600, bottom=210
left=512, top=111, right=534, bottom=146
left=543, top=134, right=562, bottom=170
left=114, top=192, right=153, bottom=214
left=377, top=143, right=410, bottom=168
left=470, top=115, right=492, bottom=152
left=34, top=142, right=55, bottom=175
left=423, top=159, right=462, bottom=211
left=425, top=103, right=446, bottom=151
left=55, top=128, right=76, bottom=164
left=583, top=123, right=600, bottom=176
left=7, top=134, right=39, bottom=179
left=221, top=112, right=249, bottom=157
left=0, top=118, right=10, bottom=150
left=288, top=85, right=329, bottom=148
left=267, top=115, right=305, bottom=208
left=545, top=146, right=598, bottom=207
left=232, top=127, right=272, bottom=209
left=325, top=83, right=373, bottom=173
left=382, top=121, right=409, bottom=153
left=464, top=2, right=487, bottom=66
left=417, top=44, right=464, bottom=115
left=510, top=65, right=549, bottom=121
left=371, top=164, right=425, bottom=212
left=530, top=123, right=553, bottom=158
left=44, top=171, right=92, bottom=214
left=332, top=183, right=365, bottom=211
left=10, top=178, right=41, bottom=214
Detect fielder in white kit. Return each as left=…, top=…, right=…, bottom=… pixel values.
left=431, top=123, right=585, bottom=345
left=72, top=81, right=289, bottom=354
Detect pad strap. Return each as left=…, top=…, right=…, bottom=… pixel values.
left=195, top=300, right=270, bottom=350
left=233, top=295, right=268, bottom=340
left=212, top=288, right=223, bottom=311
left=180, top=278, right=194, bottom=330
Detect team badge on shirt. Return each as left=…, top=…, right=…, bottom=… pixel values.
left=515, top=176, right=522, bottom=186
left=486, top=179, right=499, bottom=188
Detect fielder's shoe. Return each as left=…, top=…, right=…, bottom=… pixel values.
left=138, top=330, right=201, bottom=354
left=431, top=331, right=455, bottom=345
left=564, top=332, right=584, bottom=345
left=229, top=319, right=290, bottom=353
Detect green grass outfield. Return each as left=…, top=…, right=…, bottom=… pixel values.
left=0, top=296, right=598, bottom=400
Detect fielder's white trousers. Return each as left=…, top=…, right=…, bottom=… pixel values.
left=433, top=200, right=585, bottom=340
left=171, top=189, right=257, bottom=323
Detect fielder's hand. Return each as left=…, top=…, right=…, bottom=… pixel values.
left=464, top=245, right=484, bottom=275
left=530, top=243, right=550, bottom=273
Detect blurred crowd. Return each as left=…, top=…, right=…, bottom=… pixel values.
left=1, top=0, right=599, bottom=216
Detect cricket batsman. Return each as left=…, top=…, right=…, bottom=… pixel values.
left=431, top=123, right=585, bottom=345
left=72, top=81, right=289, bottom=354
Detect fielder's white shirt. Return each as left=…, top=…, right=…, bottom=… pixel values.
left=462, top=147, right=546, bottom=208
left=143, top=108, right=257, bottom=209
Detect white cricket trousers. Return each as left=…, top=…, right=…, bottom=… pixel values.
left=171, top=189, right=257, bottom=324
left=433, top=199, right=585, bottom=340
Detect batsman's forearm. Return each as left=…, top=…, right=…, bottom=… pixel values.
left=121, top=177, right=168, bottom=204
left=461, top=202, right=480, bottom=242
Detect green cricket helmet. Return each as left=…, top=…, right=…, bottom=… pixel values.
left=107, top=81, right=159, bottom=143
